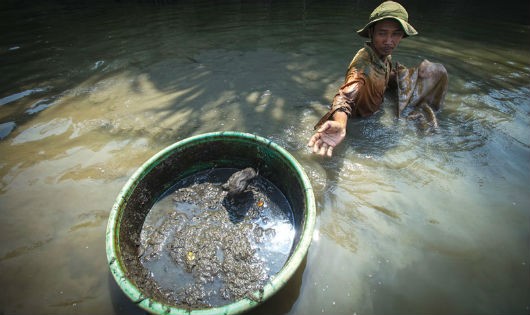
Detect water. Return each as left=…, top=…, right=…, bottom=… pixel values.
left=0, top=0, right=529, bottom=314
left=138, top=168, right=294, bottom=307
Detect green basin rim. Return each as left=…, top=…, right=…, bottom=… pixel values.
left=105, top=131, right=316, bottom=315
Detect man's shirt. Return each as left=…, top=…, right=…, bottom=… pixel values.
left=332, top=43, right=392, bottom=117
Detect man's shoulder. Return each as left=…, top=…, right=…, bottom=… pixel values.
left=350, top=47, right=373, bottom=70
left=353, top=47, right=372, bottom=64
left=353, top=46, right=371, bottom=60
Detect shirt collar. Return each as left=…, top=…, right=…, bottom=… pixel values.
left=364, top=42, right=390, bottom=71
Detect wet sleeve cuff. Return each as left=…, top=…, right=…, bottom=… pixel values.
left=313, top=106, right=351, bottom=130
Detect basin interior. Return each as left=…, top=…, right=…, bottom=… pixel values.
left=114, top=133, right=310, bottom=309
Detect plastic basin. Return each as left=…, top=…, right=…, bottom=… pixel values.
left=106, top=131, right=316, bottom=315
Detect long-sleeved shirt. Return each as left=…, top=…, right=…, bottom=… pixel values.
left=314, top=43, right=392, bottom=129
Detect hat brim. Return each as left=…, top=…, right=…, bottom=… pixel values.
left=357, top=16, right=418, bottom=38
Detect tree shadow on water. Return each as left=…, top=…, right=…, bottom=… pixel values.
left=131, top=38, right=346, bottom=144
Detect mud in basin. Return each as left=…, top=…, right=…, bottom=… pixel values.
left=106, top=132, right=316, bottom=315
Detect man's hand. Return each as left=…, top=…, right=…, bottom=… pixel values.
left=307, top=120, right=346, bottom=157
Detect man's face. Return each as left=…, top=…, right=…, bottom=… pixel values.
left=370, top=19, right=404, bottom=58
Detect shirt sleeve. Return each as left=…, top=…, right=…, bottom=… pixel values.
left=313, top=72, right=364, bottom=130
left=330, top=70, right=364, bottom=117
left=331, top=67, right=366, bottom=117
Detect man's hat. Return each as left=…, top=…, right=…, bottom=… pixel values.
left=357, top=1, right=418, bottom=38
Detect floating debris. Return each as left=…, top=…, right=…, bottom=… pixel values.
left=222, top=167, right=258, bottom=197
left=138, top=168, right=295, bottom=308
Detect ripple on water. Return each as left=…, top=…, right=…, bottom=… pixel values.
left=25, top=96, right=60, bottom=115
left=0, top=122, right=16, bottom=140
left=0, top=87, right=48, bottom=107
left=11, top=118, right=72, bottom=145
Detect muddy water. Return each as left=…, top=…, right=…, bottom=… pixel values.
left=0, top=1, right=529, bottom=314
left=138, top=168, right=294, bottom=307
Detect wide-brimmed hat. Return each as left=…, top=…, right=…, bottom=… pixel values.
left=357, top=1, right=418, bottom=38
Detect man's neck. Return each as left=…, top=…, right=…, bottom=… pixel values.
left=368, top=43, right=388, bottom=61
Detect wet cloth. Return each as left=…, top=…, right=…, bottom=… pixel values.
left=395, top=59, right=448, bottom=128
left=314, top=43, right=392, bottom=129
left=396, top=60, right=448, bottom=115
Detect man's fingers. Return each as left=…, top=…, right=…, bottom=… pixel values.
left=308, top=135, right=334, bottom=157
left=326, top=145, right=334, bottom=157
left=317, top=142, right=328, bottom=156
left=307, top=133, right=319, bottom=147
left=312, top=139, right=323, bottom=153
left=308, top=123, right=337, bottom=157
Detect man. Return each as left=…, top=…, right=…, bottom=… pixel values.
left=307, top=1, right=418, bottom=157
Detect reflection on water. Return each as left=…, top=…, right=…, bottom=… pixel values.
left=0, top=0, right=529, bottom=314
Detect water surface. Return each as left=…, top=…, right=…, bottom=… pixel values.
left=0, top=1, right=529, bottom=314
